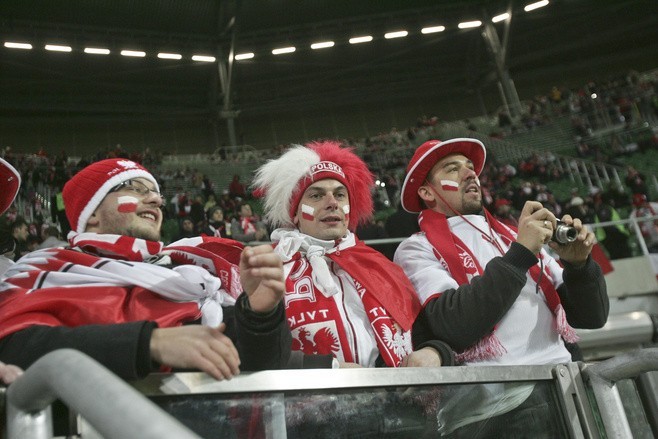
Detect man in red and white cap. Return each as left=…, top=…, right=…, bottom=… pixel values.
left=395, top=138, right=608, bottom=435
left=254, top=140, right=453, bottom=369
left=0, top=157, right=21, bottom=273
left=0, top=158, right=291, bottom=382
left=0, top=157, right=23, bottom=385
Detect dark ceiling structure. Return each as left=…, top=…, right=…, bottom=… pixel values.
left=0, top=0, right=657, bottom=148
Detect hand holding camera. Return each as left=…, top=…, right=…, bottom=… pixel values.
left=551, top=220, right=577, bottom=244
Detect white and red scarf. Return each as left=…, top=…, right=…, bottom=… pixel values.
left=272, top=229, right=421, bottom=367
left=0, top=232, right=244, bottom=340
left=418, top=209, right=579, bottom=363
left=241, top=217, right=257, bottom=235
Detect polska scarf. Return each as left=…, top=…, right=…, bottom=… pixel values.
left=0, top=232, right=244, bottom=339
left=418, top=209, right=578, bottom=363
left=272, top=229, right=421, bottom=367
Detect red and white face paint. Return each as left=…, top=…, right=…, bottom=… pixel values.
left=117, top=195, right=139, bottom=213
left=440, top=180, right=459, bottom=192
left=301, top=204, right=315, bottom=221
left=342, top=204, right=350, bottom=224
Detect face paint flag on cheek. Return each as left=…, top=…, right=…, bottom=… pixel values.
left=343, top=204, right=350, bottom=224
left=117, top=195, right=139, bottom=213
left=440, top=180, right=459, bottom=192
left=301, top=204, right=315, bottom=221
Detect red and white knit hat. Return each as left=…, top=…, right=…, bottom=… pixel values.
left=401, top=138, right=486, bottom=213
left=253, top=140, right=374, bottom=230
left=63, top=158, right=159, bottom=233
left=0, top=158, right=21, bottom=215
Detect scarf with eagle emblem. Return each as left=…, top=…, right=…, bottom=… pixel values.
left=273, top=229, right=421, bottom=367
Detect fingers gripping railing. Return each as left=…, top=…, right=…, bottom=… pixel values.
left=6, top=349, right=200, bottom=439
left=582, top=348, right=658, bottom=438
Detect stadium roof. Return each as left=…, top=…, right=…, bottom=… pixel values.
left=1, top=0, right=656, bottom=124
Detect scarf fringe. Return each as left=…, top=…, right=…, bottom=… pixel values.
left=455, top=333, right=507, bottom=364
left=555, top=304, right=580, bottom=343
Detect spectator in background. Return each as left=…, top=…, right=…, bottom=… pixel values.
left=593, top=192, right=632, bottom=259
left=11, top=217, right=30, bottom=261
left=492, top=198, right=518, bottom=227
left=631, top=193, right=658, bottom=253
left=218, top=189, right=237, bottom=216
left=625, top=166, right=648, bottom=196
left=176, top=216, right=198, bottom=241
left=38, top=225, right=68, bottom=249
left=203, top=206, right=231, bottom=238
left=229, top=174, right=247, bottom=199
left=25, top=235, right=40, bottom=253
left=189, top=194, right=206, bottom=229
left=231, top=203, right=267, bottom=243
left=564, top=196, right=595, bottom=224
left=204, top=192, right=218, bottom=213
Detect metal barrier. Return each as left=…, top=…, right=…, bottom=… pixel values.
left=582, top=347, right=658, bottom=438
left=5, top=349, right=658, bottom=438
left=5, top=349, right=200, bottom=439
left=132, top=352, right=658, bottom=438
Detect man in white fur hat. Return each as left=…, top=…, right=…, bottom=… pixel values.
left=254, top=140, right=453, bottom=369
left=0, top=158, right=290, bottom=382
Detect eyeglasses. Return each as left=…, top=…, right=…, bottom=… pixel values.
left=110, top=179, right=163, bottom=200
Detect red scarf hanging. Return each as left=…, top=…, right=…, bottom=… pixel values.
left=283, top=239, right=421, bottom=367
left=0, top=234, right=245, bottom=340
left=419, top=209, right=578, bottom=362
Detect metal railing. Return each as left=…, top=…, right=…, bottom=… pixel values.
left=5, top=349, right=200, bottom=439
left=582, top=347, right=658, bottom=438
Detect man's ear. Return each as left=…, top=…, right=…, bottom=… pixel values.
left=418, top=185, right=435, bottom=203
left=86, top=212, right=100, bottom=228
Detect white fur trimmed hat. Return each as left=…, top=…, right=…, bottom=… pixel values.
left=63, top=158, right=159, bottom=233
left=253, top=140, right=374, bottom=230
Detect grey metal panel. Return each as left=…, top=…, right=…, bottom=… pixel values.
left=141, top=364, right=558, bottom=396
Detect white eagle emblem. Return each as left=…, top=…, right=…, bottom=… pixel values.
left=381, top=323, right=413, bottom=358
left=459, top=250, right=476, bottom=270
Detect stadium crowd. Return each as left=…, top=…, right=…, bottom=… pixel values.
left=1, top=70, right=657, bottom=263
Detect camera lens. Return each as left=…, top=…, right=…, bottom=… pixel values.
left=552, top=220, right=577, bottom=244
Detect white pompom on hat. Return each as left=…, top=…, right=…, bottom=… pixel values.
left=63, top=158, right=159, bottom=233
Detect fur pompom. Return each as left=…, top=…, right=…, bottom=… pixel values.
left=253, top=140, right=375, bottom=230
left=253, top=145, right=320, bottom=228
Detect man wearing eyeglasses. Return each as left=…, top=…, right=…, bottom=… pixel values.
left=0, top=158, right=290, bottom=382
